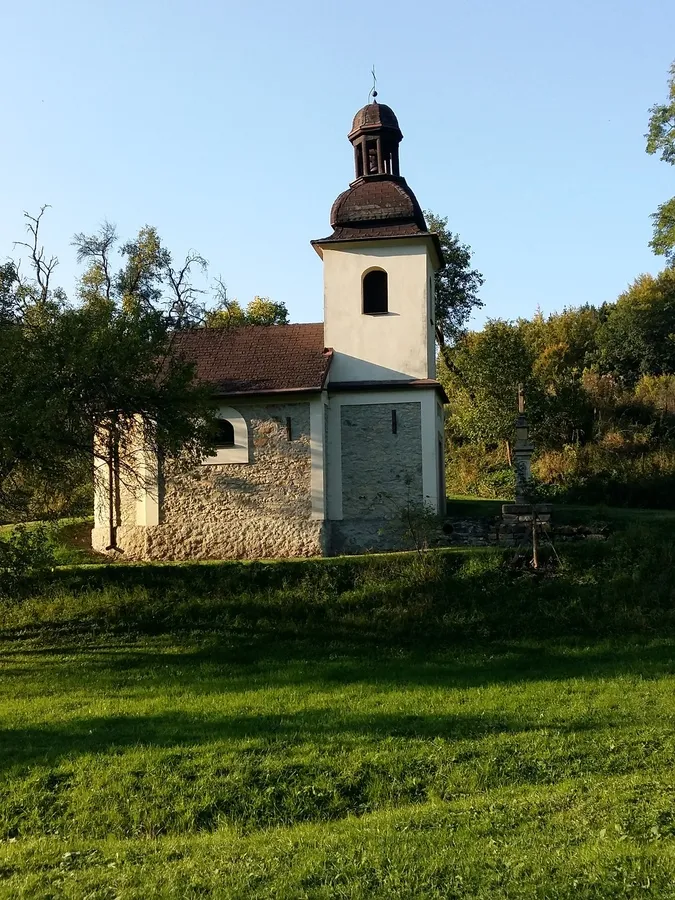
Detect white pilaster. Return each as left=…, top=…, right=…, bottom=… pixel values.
left=420, top=390, right=438, bottom=510
left=135, top=441, right=159, bottom=527
left=310, top=395, right=327, bottom=519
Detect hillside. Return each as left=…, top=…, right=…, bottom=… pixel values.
left=2, top=519, right=675, bottom=897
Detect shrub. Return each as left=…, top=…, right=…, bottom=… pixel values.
left=0, top=524, right=57, bottom=596
left=445, top=444, right=514, bottom=499
left=532, top=439, right=675, bottom=507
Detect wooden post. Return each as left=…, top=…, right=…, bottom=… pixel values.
left=531, top=507, right=539, bottom=570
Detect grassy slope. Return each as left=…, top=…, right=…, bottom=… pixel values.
left=0, top=517, right=102, bottom=566
left=446, top=494, right=675, bottom=527
left=2, top=636, right=675, bottom=897
left=2, top=520, right=675, bottom=896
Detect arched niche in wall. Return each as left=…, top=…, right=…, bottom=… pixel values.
left=203, top=406, right=249, bottom=464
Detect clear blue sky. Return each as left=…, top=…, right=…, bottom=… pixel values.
left=1, top=0, right=674, bottom=328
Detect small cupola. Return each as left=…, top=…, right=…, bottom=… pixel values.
left=348, top=98, right=403, bottom=181
left=311, top=95, right=442, bottom=266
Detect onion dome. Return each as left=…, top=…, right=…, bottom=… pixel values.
left=312, top=98, right=429, bottom=243
left=349, top=103, right=402, bottom=141
left=311, top=96, right=444, bottom=263
left=330, top=179, right=426, bottom=232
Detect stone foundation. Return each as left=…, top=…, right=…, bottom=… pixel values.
left=93, top=518, right=325, bottom=561
left=440, top=505, right=609, bottom=548
left=326, top=518, right=414, bottom=556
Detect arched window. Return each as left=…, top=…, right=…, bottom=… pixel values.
left=214, top=418, right=235, bottom=448
left=203, top=407, right=249, bottom=465
left=363, top=269, right=388, bottom=315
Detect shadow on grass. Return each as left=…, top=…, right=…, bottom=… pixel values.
left=1, top=636, right=674, bottom=696
left=0, top=706, right=632, bottom=775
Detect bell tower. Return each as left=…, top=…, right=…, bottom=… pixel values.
left=312, top=96, right=448, bottom=543
left=312, top=99, right=443, bottom=384
left=349, top=97, right=402, bottom=179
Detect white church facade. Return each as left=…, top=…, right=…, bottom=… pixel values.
left=92, top=99, right=447, bottom=560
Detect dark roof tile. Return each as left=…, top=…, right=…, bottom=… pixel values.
left=330, top=178, right=427, bottom=231
left=170, top=323, right=332, bottom=396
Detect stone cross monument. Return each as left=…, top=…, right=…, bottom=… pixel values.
left=513, top=384, right=534, bottom=503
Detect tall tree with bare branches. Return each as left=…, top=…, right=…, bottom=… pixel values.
left=0, top=210, right=215, bottom=522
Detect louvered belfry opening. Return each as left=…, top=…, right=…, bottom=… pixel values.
left=348, top=101, right=402, bottom=182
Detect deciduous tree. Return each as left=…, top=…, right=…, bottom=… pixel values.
left=424, top=210, right=484, bottom=370
left=646, top=61, right=675, bottom=264
left=204, top=285, right=289, bottom=327
left=597, top=269, right=675, bottom=383
left=0, top=211, right=214, bottom=520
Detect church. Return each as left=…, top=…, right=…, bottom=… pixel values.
left=92, top=99, right=447, bottom=560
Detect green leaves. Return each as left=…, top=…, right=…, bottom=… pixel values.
left=204, top=296, right=289, bottom=328
left=1, top=212, right=215, bottom=518
left=646, top=62, right=675, bottom=264
left=649, top=197, right=675, bottom=266
left=646, top=62, right=675, bottom=165
left=424, top=211, right=484, bottom=351
left=444, top=320, right=535, bottom=446
left=597, top=270, right=675, bottom=382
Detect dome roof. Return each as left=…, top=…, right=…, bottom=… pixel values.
left=349, top=102, right=401, bottom=139
left=330, top=178, right=427, bottom=231
left=311, top=97, right=443, bottom=260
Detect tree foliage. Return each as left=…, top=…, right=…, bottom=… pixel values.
left=597, top=269, right=675, bottom=383
left=0, top=211, right=214, bottom=520
left=204, top=290, right=289, bottom=328
left=443, top=268, right=675, bottom=503
left=424, top=211, right=484, bottom=365
left=443, top=321, right=535, bottom=446
left=646, top=61, right=675, bottom=264
left=73, top=222, right=208, bottom=327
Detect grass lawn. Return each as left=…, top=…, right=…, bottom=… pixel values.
left=446, top=493, right=675, bottom=529
left=2, top=518, right=675, bottom=896
left=3, top=630, right=675, bottom=897
left=0, top=517, right=102, bottom=566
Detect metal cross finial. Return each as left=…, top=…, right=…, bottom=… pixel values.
left=518, top=383, right=525, bottom=414
left=368, top=65, right=378, bottom=103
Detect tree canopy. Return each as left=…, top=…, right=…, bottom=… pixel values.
left=425, top=211, right=484, bottom=343
left=0, top=210, right=215, bottom=520
left=204, top=294, right=289, bottom=328
left=597, top=269, right=675, bottom=382
left=646, top=61, right=675, bottom=265
left=441, top=271, right=675, bottom=472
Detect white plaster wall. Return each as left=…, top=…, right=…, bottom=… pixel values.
left=309, top=395, right=327, bottom=519
left=323, top=241, right=434, bottom=382
left=426, top=255, right=437, bottom=380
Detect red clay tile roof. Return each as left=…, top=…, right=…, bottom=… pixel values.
left=170, top=324, right=332, bottom=396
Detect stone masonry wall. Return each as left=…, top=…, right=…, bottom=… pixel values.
left=94, top=401, right=323, bottom=561
left=340, top=402, right=422, bottom=518
left=329, top=401, right=423, bottom=555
